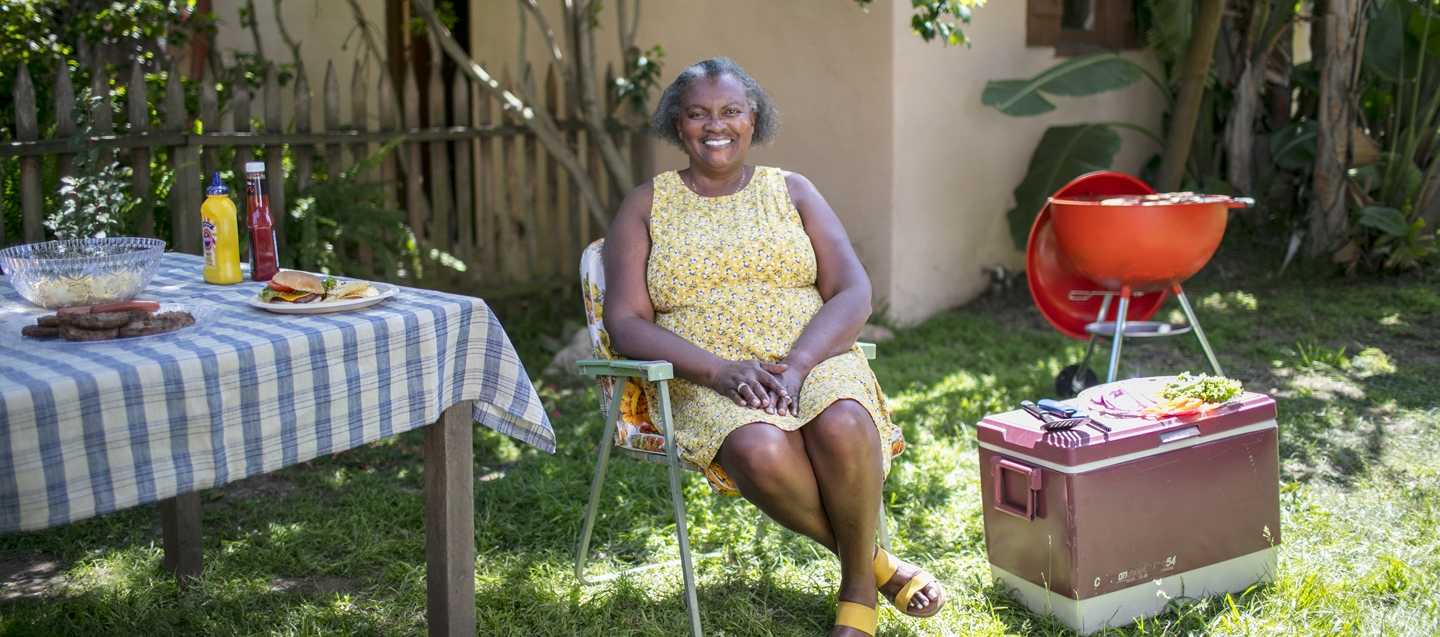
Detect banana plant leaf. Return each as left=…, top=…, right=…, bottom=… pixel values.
left=1006, top=124, right=1122, bottom=248
left=982, top=54, right=1149, bottom=117
left=1269, top=120, right=1317, bottom=172
left=1407, top=2, right=1440, bottom=58
left=1358, top=206, right=1410, bottom=238
left=1366, top=0, right=1411, bottom=82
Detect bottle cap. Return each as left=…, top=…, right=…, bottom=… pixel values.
left=206, top=171, right=228, bottom=196
left=244, top=161, right=266, bottom=174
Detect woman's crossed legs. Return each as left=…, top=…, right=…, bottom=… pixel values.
left=717, top=400, right=941, bottom=634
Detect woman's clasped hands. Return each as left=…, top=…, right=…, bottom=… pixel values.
left=707, top=359, right=805, bottom=417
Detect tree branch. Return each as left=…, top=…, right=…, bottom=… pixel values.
left=1157, top=0, right=1227, bottom=191
left=344, top=0, right=388, bottom=72
left=272, top=0, right=303, bottom=68
left=413, top=0, right=612, bottom=229
left=617, top=0, right=637, bottom=57
left=570, top=0, right=635, bottom=192
left=244, top=0, right=266, bottom=60
left=519, top=0, right=567, bottom=72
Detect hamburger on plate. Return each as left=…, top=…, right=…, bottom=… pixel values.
left=258, top=270, right=376, bottom=304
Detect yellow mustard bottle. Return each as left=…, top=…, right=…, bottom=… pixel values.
left=201, top=171, right=243, bottom=284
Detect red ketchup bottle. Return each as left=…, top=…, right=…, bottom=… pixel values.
left=243, top=161, right=280, bottom=282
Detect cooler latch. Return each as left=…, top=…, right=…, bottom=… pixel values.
left=991, top=456, right=1043, bottom=520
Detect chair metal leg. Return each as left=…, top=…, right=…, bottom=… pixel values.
left=575, top=380, right=625, bottom=585
left=575, top=379, right=708, bottom=635
left=657, top=381, right=704, bottom=637
left=877, top=499, right=890, bottom=549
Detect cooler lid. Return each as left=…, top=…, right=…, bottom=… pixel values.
left=976, top=376, right=1276, bottom=467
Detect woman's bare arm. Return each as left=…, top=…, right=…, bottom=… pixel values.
left=781, top=171, right=872, bottom=373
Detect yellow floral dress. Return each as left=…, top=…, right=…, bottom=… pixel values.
left=643, top=166, right=902, bottom=484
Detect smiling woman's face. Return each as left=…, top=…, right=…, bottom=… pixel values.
left=675, top=74, right=755, bottom=173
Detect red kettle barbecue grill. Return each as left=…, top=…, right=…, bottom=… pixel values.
left=1026, top=171, right=1251, bottom=395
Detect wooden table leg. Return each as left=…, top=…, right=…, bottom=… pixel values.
left=424, top=401, right=475, bottom=637
left=159, top=491, right=203, bottom=586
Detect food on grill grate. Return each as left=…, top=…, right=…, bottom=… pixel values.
left=1096, top=193, right=1235, bottom=206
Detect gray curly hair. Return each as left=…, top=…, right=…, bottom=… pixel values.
left=650, top=57, right=779, bottom=147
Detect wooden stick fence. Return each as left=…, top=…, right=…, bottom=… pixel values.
left=3, top=41, right=646, bottom=295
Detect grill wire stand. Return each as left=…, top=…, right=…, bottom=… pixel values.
left=1056, top=284, right=1225, bottom=397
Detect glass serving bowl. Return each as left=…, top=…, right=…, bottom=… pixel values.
left=0, top=237, right=166, bottom=309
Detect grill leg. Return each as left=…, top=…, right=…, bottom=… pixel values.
left=1173, top=285, right=1225, bottom=376
left=1105, top=287, right=1132, bottom=383
left=1071, top=293, right=1113, bottom=392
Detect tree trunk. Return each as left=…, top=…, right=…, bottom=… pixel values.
left=1308, top=0, right=1362, bottom=257
left=1223, top=0, right=1272, bottom=195
left=1226, top=63, right=1262, bottom=193
left=1158, top=0, right=1228, bottom=192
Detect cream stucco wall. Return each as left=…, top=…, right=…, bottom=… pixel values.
left=471, top=1, right=1166, bottom=326
left=886, top=0, right=1166, bottom=324
left=211, top=0, right=386, bottom=131
left=469, top=0, right=896, bottom=299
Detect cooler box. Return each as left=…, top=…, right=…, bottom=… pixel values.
left=976, top=386, right=1281, bottom=634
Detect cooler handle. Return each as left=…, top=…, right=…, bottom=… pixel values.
left=991, top=456, right=1042, bottom=520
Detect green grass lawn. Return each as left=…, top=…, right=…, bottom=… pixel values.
left=2, top=249, right=1438, bottom=636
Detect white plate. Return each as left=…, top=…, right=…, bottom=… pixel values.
left=246, top=282, right=398, bottom=314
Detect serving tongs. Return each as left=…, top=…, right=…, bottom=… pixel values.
left=1019, top=400, right=1111, bottom=433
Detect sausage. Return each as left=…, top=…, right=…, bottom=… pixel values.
left=57, top=305, right=93, bottom=316
left=36, top=315, right=61, bottom=327
left=92, top=300, right=161, bottom=314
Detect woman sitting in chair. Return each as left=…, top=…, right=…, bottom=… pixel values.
left=602, top=57, right=946, bottom=636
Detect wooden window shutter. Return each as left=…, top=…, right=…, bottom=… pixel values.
left=1027, top=0, right=1064, bottom=47
left=1098, top=0, right=1141, bottom=50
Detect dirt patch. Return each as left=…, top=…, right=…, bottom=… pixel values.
left=965, top=287, right=1055, bottom=334
left=0, top=553, right=67, bottom=601
left=218, top=474, right=296, bottom=502
left=268, top=576, right=356, bottom=596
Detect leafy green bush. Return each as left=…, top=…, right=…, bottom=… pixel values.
left=283, top=142, right=419, bottom=281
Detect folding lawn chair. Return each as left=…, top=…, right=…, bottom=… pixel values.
left=573, top=239, right=891, bottom=637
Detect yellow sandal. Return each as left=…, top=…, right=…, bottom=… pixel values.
left=835, top=600, right=878, bottom=636
left=873, top=548, right=946, bottom=618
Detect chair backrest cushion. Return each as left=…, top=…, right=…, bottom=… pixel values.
left=580, top=240, right=668, bottom=455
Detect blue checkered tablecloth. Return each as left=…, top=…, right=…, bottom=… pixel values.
left=0, top=253, right=554, bottom=533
